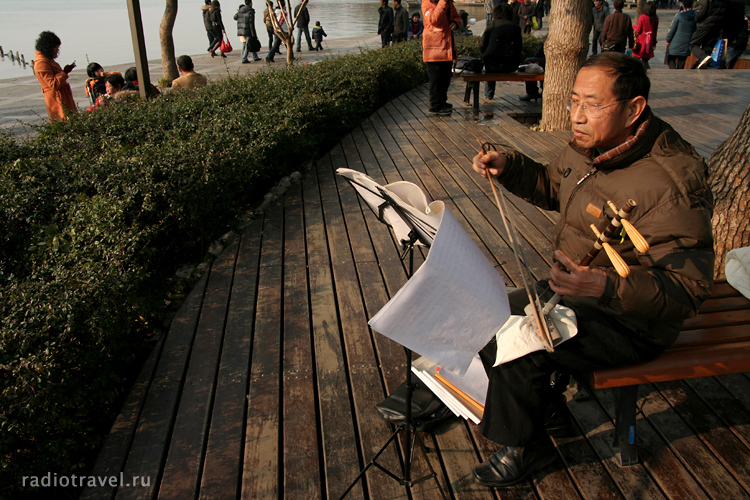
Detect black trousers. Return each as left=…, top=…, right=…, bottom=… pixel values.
left=479, top=285, right=665, bottom=446
left=426, top=61, right=454, bottom=110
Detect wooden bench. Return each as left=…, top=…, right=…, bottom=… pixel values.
left=461, top=72, right=545, bottom=112
left=590, top=279, right=750, bottom=466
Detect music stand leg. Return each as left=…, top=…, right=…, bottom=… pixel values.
left=338, top=347, right=449, bottom=500
left=339, top=237, right=448, bottom=499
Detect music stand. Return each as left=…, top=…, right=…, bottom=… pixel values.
left=338, top=176, right=449, bottom=500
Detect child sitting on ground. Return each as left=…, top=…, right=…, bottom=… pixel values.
left=312, top=21, right=327, bottom=51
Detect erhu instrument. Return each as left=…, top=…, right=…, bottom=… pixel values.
left=476, top=140, right=650, bottom=351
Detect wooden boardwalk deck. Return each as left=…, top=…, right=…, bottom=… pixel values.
left=81, top=69, right=750, bottom=500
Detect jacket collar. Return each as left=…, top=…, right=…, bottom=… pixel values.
left=569, top=106, right=658, bottom=170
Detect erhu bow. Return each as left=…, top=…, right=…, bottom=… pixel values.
left=476, top=140, right=650, bottom=352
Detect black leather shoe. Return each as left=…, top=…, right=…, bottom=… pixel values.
left=473, top=438, right=556, bottom=487
left=519, top=94, right=540, bottom=102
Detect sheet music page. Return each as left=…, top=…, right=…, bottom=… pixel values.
left=369, top=208, right=510, bottom=376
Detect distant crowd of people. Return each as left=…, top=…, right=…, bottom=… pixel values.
left=33, top=29, right=209, bottom=123
left=591, top=0, right=748, bottom=69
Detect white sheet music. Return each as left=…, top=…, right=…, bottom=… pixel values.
left=369, top=208, right=510, bottom=376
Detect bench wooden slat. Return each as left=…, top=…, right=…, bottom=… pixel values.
left=670, top=323, right=750, bottom=348
left=682, top=307, right=750, bottom=329
left=462, top=73, right=545, bottom=82
left=591, top=341, right=750, bottom=388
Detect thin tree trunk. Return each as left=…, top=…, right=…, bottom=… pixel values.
left=708, top=103, right=750, bottom=279
left=538, top=0, right=592, bottom=131
left=265, top=0, right=298, bottom=65
left=160, top=0, right=179, bottom=81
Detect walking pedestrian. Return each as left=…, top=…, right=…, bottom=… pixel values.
left=235, top=0, right=261, bottom=62
left=294, top=2, right=315, bottom=52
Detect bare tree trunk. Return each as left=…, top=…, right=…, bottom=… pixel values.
left=538, top=0, right=592, bottom=131
left=266, top=0, right=304, bottom=65
left=708, top=103, right=750, bottom=279
left=160, top=0, right=179, bottom=81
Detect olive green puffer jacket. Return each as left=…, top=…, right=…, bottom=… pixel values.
left=497, top=109, right=714, bottom=346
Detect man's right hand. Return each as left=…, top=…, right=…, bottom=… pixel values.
left=472, top=150, right=508, bottom=178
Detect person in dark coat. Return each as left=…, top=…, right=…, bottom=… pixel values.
left=727, top=15, right=748, bottom=68
left=518, top=0, right=535, bottom=34
left=665, top=0, right=697, bottom=68
left=534, top=0, right=545, bottom=29
left=377, top=0, right=394, bottom=47
left=408, top=12, right=424, bottom=38
left=481, top=4, right=523, bottom=99
left=202, top=0, right=214, bottom=51
left=312, top=20, right=327, bottom=51
left=208, top=1, right=227, bottom=58
left=689, top=0, right=745, bottom=68
left=294, top=2, right=315, bottom=52
left=591, top=0, right=610, bottom=54
left=236, top=0, right=261, bottom=62
left=393, top=0, right=410, bottom=42
left=600, top=0, right=634, bottom=53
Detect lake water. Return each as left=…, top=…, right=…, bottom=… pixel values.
left=1, top=0, right=458, bottom=81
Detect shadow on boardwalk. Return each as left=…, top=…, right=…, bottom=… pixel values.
left=81, top=69, right=750, bottom=500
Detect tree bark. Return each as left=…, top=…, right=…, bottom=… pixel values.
left=538, top=0, right=592, bottom=131
left=708, top=103, right=750, bottom=279
left=160, top=0, right=179, bottom=81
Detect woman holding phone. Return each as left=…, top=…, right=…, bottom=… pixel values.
left=33, top=31, right=78, bottom=122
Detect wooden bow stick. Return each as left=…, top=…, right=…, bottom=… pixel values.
left=477, top=139, right=558, bottom=351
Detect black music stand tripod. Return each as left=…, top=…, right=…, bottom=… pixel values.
left=338, top=187, right=449, bottom=500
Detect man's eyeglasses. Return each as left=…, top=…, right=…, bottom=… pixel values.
left=565, top=97, right=626, bottom=118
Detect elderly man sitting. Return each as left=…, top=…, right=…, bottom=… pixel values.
left=172, top=55, right=208, bottom=91
left=471, top=51, right=714, bottom=488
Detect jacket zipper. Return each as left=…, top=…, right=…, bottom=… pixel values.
left=556, top=163, right=597, bottom=249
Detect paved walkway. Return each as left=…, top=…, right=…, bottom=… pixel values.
left=0, top=32, right=390, bottom=136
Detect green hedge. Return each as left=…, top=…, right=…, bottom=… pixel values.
left=0, top=35, right=536, bottom=499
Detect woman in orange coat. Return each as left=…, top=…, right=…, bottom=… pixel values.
left=422, top=0, right=462, bottom=115
left=33, top=31, right=78, bottom=122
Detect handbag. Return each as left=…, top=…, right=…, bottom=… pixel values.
left=453, top=54, right=483, bottom=74
left=248, top=35, right=261, bottom=53
left=376, top=374, right=454, bottom=431
left=220, top=35, right=233, bottom=53
left=531, top=16, right=539, bottom=30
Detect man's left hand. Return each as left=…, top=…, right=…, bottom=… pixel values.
left=548, top=250, right=607, bottom=298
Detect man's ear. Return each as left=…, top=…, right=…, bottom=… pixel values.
left=624, top=95, right=647, bottom=128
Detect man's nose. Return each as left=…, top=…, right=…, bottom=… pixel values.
left=570, top=104, right=586, bottom=123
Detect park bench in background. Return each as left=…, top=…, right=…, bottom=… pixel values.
left=461, top=72, right=545, bottom=112
left=590, top=279, right=750, bottom=466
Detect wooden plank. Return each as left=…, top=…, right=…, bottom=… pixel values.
left=656, top=380, right=750, bottom=492
left=319, top=145, right=409, bottom=498
left=302, top=158, right=364, bottom=499
left=198, top=221, right=264, bottom=499
left=79, top=334, right=166, bottom=500
left=112, top=271, right=209, bottom=500
left=564, top=386, right=668, bottom=500
left=635, top=384, right=750, bottom=498
left=281, top=183, right=324, bottom=499
left=157, top=239, right=240, bottom=500
left=241, top=204, right=284, bottom=499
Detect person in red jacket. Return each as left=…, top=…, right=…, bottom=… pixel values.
left=632, top=1, right=659, bottom=68
left=422, top=0, right=462, bottom=116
